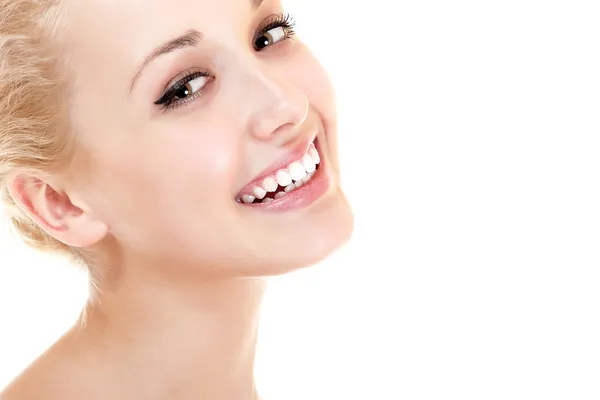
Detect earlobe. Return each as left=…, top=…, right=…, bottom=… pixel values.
left=6, top=172, right=108, bottom=248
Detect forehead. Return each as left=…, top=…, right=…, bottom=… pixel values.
left=59, top=0, right=277, bottom=115
left=62, top=0, right=262, bottom=66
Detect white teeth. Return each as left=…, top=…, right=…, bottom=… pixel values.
left=302, top=170, right=316, bottom=184
left=253, top=186, right=267, bottom=200
left=288, top=161, right=307, bottom=181
left=242, top=195, right=255, bottom=204
left=309, top=147, right=320, bottom=164
left=262, top=176, right=278, bottom=192
left=302, top=153, right=316, bottom=173
left=276, top=170, right=292, bottom=187
left=243, top=145, right=320, bottom=204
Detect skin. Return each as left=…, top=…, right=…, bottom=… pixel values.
left=1, top=0, right=353, bottom=398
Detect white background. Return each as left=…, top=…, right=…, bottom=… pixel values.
left=1, top=0, right=599, bottom=398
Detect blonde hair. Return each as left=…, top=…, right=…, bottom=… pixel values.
left=0, top=0, right=81, bottom=263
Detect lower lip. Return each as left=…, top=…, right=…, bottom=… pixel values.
left=241, top=146, right=330, bottom=212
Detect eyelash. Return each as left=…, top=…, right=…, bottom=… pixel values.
left=155, top=13, right=297, bottom=112
left=254, top=13, right=296, bottom=47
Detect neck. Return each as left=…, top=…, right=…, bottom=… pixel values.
left=80, top=261, right=268, bottom=400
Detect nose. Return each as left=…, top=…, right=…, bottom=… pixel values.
left=243, top=63, right=309, bottom=143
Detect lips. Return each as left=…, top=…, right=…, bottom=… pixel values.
left=236, top=139, right=321, bottom=205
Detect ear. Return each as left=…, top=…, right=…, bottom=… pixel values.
left=6, top=172, right=108, bottom=248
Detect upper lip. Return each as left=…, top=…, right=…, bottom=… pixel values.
left=235, top=135, right=317, bottom=198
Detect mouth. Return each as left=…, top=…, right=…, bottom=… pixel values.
left=235, top=138, right=328, bottom=210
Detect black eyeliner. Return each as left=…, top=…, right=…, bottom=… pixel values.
left=156, top=12, right=296, bottom=112
left=254, top=13, right=296, bottom=44
left=154, top=70, right=210, bottom=108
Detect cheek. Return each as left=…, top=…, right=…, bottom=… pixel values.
left=289, top=45, right=340, bottom=163
left=148, top=125, right=238, bottom=187
left=291, top=46, right=337, bottom=117
left=83, top=121, right=240, bottom=232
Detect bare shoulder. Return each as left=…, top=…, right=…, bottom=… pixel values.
left=0, top=332, right=103, bottom=400
left=0, top=351, right=79, bottom=400
left=0, top=358, right=66, bottom=400
left=0, top=368, right=55, bottom=400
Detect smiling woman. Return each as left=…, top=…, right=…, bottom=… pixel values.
left=0, top=0, right=353, bottom=398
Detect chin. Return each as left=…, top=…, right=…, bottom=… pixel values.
left=248, top=188, right=354, bottom=277
left=138, top=187, right=353, bottom=281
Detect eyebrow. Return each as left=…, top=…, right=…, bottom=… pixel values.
left=128, top=0, right=265, bottom=95
left=128, top=29, right=202, bottom=94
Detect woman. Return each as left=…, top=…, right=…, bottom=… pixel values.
left=0, top=0, right=353, bottom=398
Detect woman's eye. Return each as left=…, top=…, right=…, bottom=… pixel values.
left=155, top=72, right=212, bottom=111
left=254, top=26, right=287, bottom=51
left=171, top=75, right=209, bottom=101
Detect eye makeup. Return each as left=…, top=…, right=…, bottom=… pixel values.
left=154, top=13, right=297, bottom=112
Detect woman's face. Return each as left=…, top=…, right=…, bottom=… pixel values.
left=60, top=0, right=353, bottom=277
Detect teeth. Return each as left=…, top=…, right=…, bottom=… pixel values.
left=242, top=145, right=320, bottom=205
left=253, top=186, right=267, bottom=200
left=245, top=167, right=317, bottom=205
left=309, top=147, right=320, bottom=164
left=262, top=176, right=278, bottom=192
left=288, top=161, right=307, bottom=181
left=242, top=195, right=255, bottom=204
left=276, top=170, right=292, bottom=187
left=299, top=169, right=316, bottom=186
left=301, top=153, right=316, bottom=173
